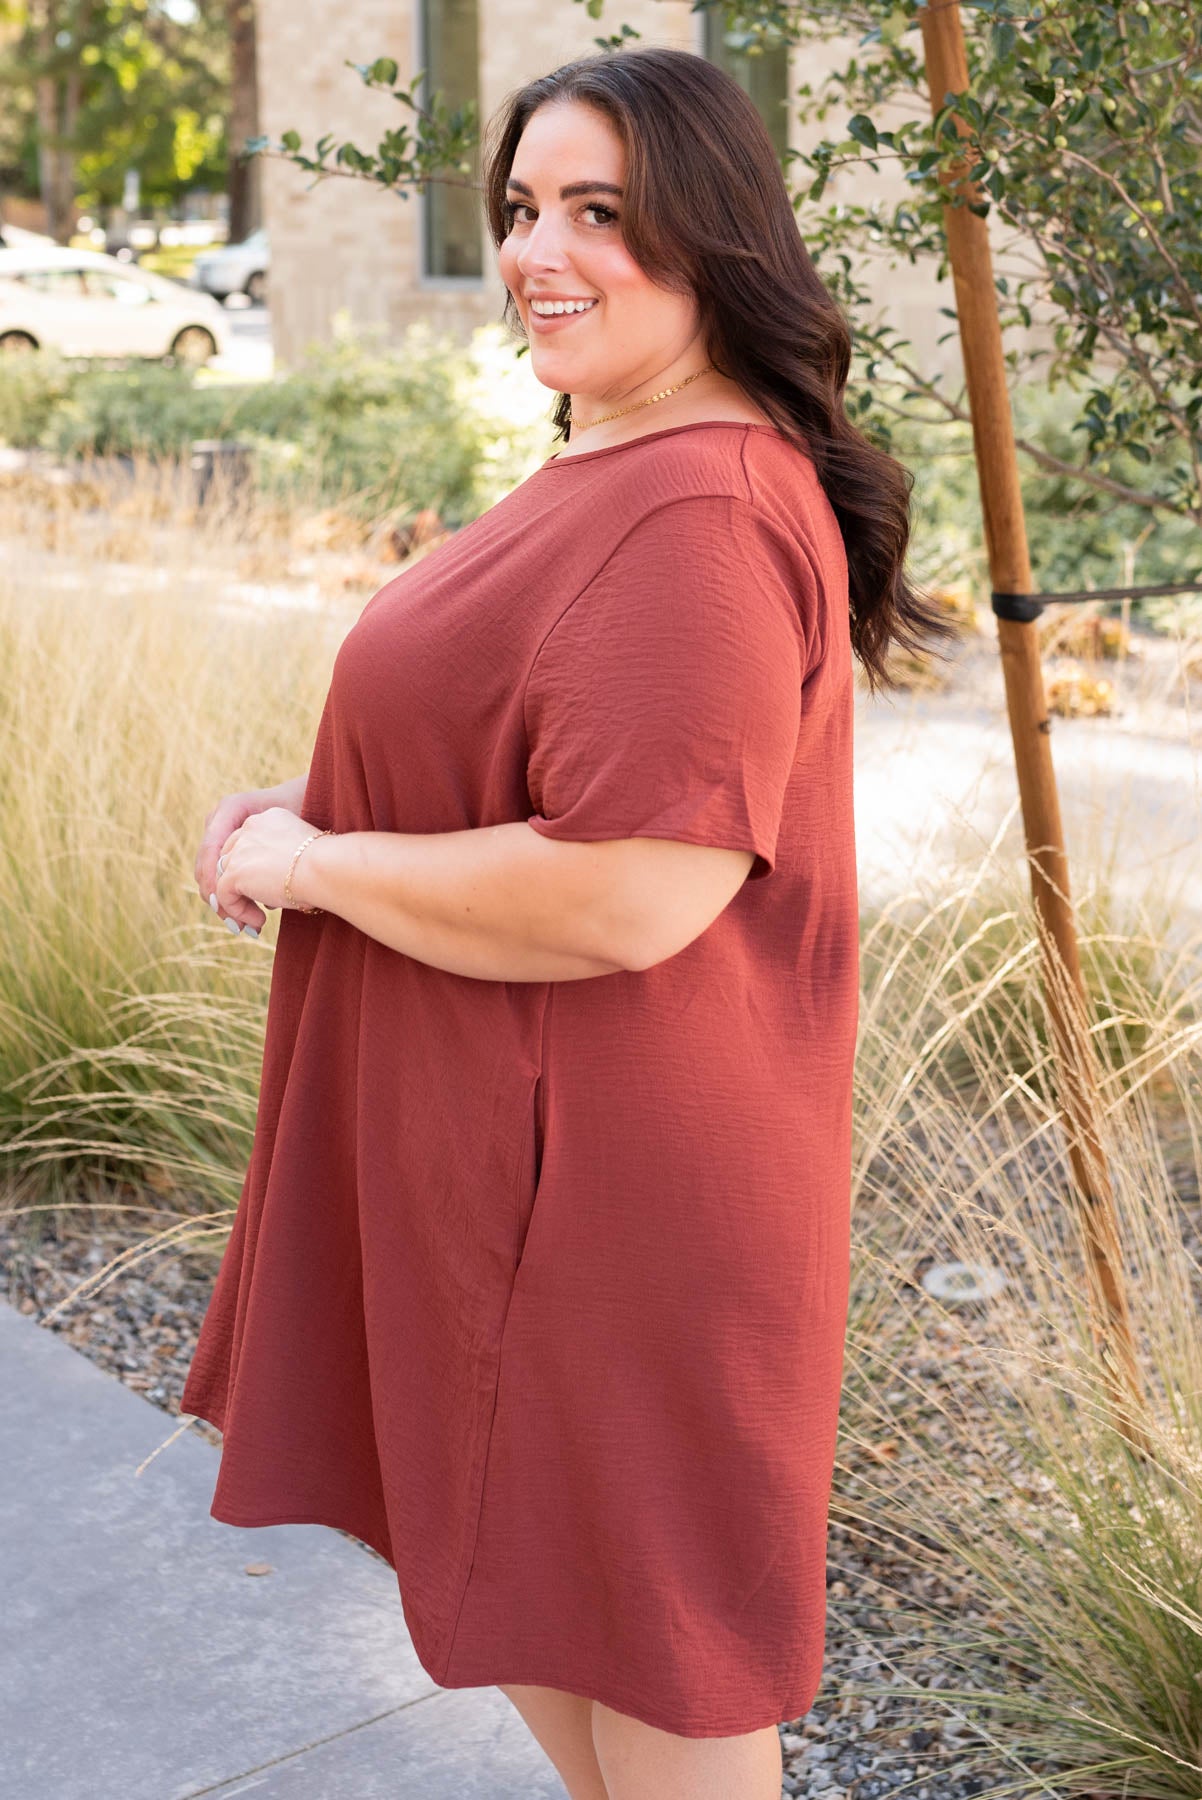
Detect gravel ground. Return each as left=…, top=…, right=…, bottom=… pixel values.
left=1, top=1199, right=1056, bottom=1800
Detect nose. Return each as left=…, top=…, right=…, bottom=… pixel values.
left=515, top=210, right=571, bottom=279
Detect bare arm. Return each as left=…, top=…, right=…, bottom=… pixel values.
left=258, top=772, right=309, bottom=812
left=291, top=821, right=755, bottom=982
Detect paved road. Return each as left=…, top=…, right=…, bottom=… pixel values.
left=208, top=296, right=273, bottom=384
left=0, top=1301, right=565, bottom=1800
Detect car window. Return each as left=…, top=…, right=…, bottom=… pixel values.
left=82, top=270, right=155, bottom=303
left=9, top=267, right=88, bottom=296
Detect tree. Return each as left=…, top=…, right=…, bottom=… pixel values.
left=0, top=0, right=229, bottom=236
left=779, top=0, right=1202, bottom=529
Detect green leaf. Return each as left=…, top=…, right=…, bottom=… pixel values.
left=847, top=113, right=879, bottom=151
left=281, top=129, right=301, bottom=153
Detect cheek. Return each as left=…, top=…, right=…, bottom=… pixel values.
left=592, top=245, right=652, bottom=302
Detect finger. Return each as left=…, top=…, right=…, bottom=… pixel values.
left=213, top=874, right=263, bottom=934
left=212, top=836, right=267, bottom=934
left=196, top=809, right=238, bottom=901
left=210, top=829, right=244, bottom=908
left=197, top=799, right=257, bottom=903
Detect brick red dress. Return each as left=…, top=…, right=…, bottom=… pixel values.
left=181, top=420, right=860, bottom=1737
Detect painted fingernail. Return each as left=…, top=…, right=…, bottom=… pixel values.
left=225, top=916, right=240, bottom=934
left=242, top=925, right=260, bottom=939
left=209, top=893, right=218, bottom=911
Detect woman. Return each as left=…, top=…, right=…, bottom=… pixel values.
left=182, top=44, right=955, bottom=1800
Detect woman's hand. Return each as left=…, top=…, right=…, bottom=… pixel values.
left=213, top=807, right=328, bottom=931
left=194, top=777, right=308, bottom=935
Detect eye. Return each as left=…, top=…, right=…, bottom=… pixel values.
left=503, top=200, right=619, bottom=229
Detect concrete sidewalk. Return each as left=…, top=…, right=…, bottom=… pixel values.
left=0, top=1299, right=566, bottom=1800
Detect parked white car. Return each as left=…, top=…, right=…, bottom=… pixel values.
left=0, top=245, right=230, bottom=365
left=190, top=227, right=269, bottom=306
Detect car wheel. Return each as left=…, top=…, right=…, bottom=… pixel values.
left=0, top=331, right=39, bottom=353
left=245, top=270, right=267, bottom=306
left=169, top=326, right=217, bottom=367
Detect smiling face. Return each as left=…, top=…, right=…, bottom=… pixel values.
left=497, top=99, right=711, bottom=419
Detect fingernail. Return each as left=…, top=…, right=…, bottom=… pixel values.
left=242, top=925, right=260, bottom=939
left=209, top=893, right=218, bottom=911
left=225, top=916, right=240, bottom=934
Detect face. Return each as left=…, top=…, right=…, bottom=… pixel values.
left=497, top=99, right=706, bottom=409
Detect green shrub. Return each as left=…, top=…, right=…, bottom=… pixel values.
left=230, top=320, right=495, bottom=525
left=0, top=350, right=81, bottom=449
left=891, top=384, right=1202, bottom=626
left=0, top=318, right=533, bottom=526
left=42, top=363, right=231, bottom=460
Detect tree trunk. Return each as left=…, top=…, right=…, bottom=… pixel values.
left=33, top=0, right=87, bottom=244
left=34, top=4, right=68, bottom=242
left=919, top=0, right=1148, bottom=1455
left=226, top=0, right=260, bottom=243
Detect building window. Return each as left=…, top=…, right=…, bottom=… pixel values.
left=417, top=0, right=482, bottom=279
left=701, top=9, right=791, bottom=166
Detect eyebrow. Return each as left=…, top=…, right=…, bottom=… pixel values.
left=505, top=178, right=624, bottom=199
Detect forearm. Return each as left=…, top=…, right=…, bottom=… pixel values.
left=294, top=821, right=635, bottom=982
left=257, top=772, right=309, bottom=811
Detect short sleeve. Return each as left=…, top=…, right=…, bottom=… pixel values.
left=524, top=494, right=815, bottom=881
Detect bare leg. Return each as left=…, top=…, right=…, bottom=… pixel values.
left=591, top=1699, right=783, bottom=1800
left=497, top=1683, right=611, bottom=1800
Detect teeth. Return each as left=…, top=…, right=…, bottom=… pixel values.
left=531, top=299, right=597, bottom=315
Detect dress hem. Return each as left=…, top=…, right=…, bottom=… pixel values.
left=193, top=1484, right=820, bottom=1738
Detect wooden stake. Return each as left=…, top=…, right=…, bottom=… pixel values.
left=918, top=0, right=1148, bottom=1453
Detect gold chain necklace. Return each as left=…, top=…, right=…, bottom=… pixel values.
left=566, top=363, right=716, bottom=435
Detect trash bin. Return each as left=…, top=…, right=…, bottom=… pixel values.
left=190, top=439, right=252, bottom=508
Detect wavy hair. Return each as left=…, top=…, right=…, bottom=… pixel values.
left=480, top=44, right=959, bottom=694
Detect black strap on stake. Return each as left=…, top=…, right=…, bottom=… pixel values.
left=991, top=577, right=1202, bottom=622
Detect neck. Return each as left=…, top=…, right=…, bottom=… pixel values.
left=567, top=362, right=720, bottom=440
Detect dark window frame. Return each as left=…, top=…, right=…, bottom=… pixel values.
left=700, top=9, right=792, bottom=167
left=415, top=0, right=485, bottom=285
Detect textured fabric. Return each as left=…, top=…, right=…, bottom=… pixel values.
left=181, top=420, right=860, bottom=1737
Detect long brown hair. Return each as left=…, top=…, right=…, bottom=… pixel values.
left=480, top=44, right=958, bottom=694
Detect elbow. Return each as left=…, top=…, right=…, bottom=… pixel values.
left=607, top=917, right=688, bottom=974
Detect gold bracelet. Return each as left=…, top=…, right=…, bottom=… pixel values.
left=285, top=828, right=335, bottom=915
